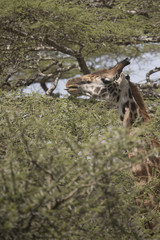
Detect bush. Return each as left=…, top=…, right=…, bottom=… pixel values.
left=0, top=91, right=160, bottom=239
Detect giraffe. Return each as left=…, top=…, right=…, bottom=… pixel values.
left=66, top=58, right=150, bottom=127
left=66, top=58, right=160, bottom=231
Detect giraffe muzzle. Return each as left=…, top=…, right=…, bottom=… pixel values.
left=65, top=85, right=82, bottom=95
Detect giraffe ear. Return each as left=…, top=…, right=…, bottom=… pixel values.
left=118, top=73, right=128, bottom=87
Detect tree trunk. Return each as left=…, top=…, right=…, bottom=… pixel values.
left=76, top=54, right=90, bottom=74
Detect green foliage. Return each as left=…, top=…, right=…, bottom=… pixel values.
left=0, top=91, right=160, bottom=239
left=0, top=0, right=159, bottom=49
left=0, top=0, right=160, bottom=90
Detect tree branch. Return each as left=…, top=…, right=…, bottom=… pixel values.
left=44, top=36, right=77, bottom=57
left=45, top=72, right=61, bottom=96
left=44, top=36, right=90, bottom=74
left=146, top=67, right=160, bottom=83
left=45, top=64, right=78, bottom=95
left=52, top=181, right=99, bottom=210
left=1, top=23, right=91, bottom=75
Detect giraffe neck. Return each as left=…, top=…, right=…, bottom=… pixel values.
left=94, top=78, right=139, bottom=127
left=117, top=82, right=138, bottom=127
left=117, top=74, right=150, bottom=126
left=99, top=79, right=139, bottom=127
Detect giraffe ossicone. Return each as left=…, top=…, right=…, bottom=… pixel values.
left=66, top=58, right=150, bottom=127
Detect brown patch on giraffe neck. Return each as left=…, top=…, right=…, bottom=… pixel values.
left=129, top=81, right=150, bottom=122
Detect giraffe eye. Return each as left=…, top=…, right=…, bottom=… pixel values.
left=101, top=77, right=112, bottom=84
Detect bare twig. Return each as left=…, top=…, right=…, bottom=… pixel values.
left=146, top=67, right=160, bottom=82
left=52, top=181, right=99, bottom=209
left=138, top=83, right=159, bottom=89
left=45, top=72, right=61, bottom=96
left=44, top=64, right=78, bottom=95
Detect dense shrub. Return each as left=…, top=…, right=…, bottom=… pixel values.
left=0, top=91, right=160, bottom=239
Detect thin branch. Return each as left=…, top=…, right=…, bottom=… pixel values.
left=44, top=36, right=77, bottom=57
left=45, top=72, right=61, bottom=96
left=138, top=83, right=160, bottom=89
left=52, top=181, right=99, bottom=210
left=45, top=64, right=78, bottom=95
left=146, top=67, right=160, bottom=83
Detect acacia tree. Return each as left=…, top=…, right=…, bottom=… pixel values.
left=0, top=0, right=160, bottom=93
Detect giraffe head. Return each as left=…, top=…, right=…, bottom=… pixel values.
left=66, top=58, right=150, bottom=126
left=66, top=58, right=130, bottom=98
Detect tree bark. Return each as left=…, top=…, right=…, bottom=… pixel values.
left=76, top=54, right=90, bottom=74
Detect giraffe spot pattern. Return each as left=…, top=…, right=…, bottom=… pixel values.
left=108, top=85, right=112, bottom=90
left=116, top=95, right=120, bottom=102
left=122, top=101, right=129, bottom=114
left=113, top=92, right=117, bottom=97
left=131, top=102, right=137, bottom=111
left=109, top=88, right=114, bottom=94
left=94, top=87, right=101, bottom=93
left=100, top=88, right=108, bottom=94
left=101, top=93, right=109, bottom=98
left=128, top=88, right=132, bottom=99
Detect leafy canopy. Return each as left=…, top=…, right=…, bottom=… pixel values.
left=0, top=0, right=160, bottom=91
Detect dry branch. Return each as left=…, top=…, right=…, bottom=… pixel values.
left=146, top=67, right=160, bottom=82
left=45, top=72, right=61, bottom=96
